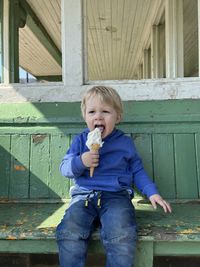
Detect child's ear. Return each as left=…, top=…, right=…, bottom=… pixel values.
left=116, top=114, right=122, bottom=124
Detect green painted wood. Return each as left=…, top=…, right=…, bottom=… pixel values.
left=49, top=134, right=70, bottom=198
left=0, top=100, right=199, bottom=200
left=123, top=100, right=200, bottom=123
left=0, top=103, right=85, bottom=132
left=133, top=134, right=153, bottom=179
left=30, top=134, right=50, bottom=198
left=135, top=241, right=153, bottom=267
left=9, top=135, right=30, bottom=198
left=0, top=100, right=200, bottom=124
left=1, top=201, right=200, bottom=254
left=154, top=241, right=200, bottom=256
left=196, top=133, right=200, bottom=197
left=174, top=134, right=198, bottom=199
left=0, top=240, right=58, bottom=253
left=1, top=123, right=200, bottom=135
left=0, top=100, right=199, bottom=260
left=0, top=135, right=11, bottom=198
left=153, top=134, right=176, bottom=199
left=1, top=239, right=200, bottom=257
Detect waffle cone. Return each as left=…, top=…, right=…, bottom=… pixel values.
left=90, top=144, right=100, bottom=177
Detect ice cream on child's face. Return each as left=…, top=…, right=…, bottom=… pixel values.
left=86, top=128, right=104, bottom=150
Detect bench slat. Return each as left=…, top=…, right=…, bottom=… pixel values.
left=0, top=201, right=200, bottom=243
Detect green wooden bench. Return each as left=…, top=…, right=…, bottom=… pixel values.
left=0, top=100, right=200, bottom=266
left=1, top=200, right=200, bottom=266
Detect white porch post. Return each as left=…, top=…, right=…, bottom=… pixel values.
left=61, top=0, right=84, bottom=86
left=3, top=0, right=9, bottom=84
left=165, top=0, right=184, bottom=78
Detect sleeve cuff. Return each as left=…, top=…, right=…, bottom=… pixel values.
left=142, top=183, right=159, bottom=198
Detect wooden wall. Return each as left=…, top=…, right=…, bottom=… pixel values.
left=0, top=100, right=200, bottom=201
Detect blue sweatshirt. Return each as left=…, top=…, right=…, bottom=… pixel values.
left=60, top=128, right=158, bottom=198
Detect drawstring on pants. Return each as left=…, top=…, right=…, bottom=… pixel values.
left=97, top=191, right=101, bottom=208
left=84, top=191, right=102, bottom=208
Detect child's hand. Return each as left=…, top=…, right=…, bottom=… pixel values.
left=149, top=194, right=172, bottom=213
left=81, top=151, right=100, bottom=168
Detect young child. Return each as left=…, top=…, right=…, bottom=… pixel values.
left=56, top=86, right=171, bottom=267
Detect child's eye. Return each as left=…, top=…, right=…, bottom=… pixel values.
left=103, top=110, right=110, bottom=113
left=88, top=110, right=95, bottom=114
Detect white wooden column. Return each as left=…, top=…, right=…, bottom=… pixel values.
left=198, top=0, right=200, bottom=76
left=61, top=0, right=84, bottom=86
left=151, top=25, right=159, bottom=78
left=3, top=0, right=9, bottom=84
left=165, top=0, right=184, bottom=78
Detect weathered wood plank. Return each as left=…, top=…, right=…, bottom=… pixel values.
left=153, top=134, right=176, bottom=199
left=9, top=135, right=30, bottom=198
left=154, top=241, right=200, bottom=256
left=0, top=135, right=11, bottom=198
left=0, top=100, right=200, bottom=124
left=196, top=133, right=200, bottom=197
left=0, top=240, right=57, bottom=253
left=49, top=134, right=70, bottom=198
left=0, top=99, right=199, bottom=201
left=135, top=241, right=153, bottom=267
left=1, top=201, right=200, bottom=253
left=174, top=134, right=198, bottom=198
left=133, top=134, right=153, bottom=179
left=30, top=134, right=50, bottom=198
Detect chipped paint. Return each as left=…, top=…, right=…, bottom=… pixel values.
left=32, top=134, right=47, bottom=144
left=14, top=165, right=26, bottom=171
left=7, top=235, right=17, bottom=240
left=0, top=201, right=200, bottom=258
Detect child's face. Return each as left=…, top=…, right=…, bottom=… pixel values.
left=84, top=96, right=121, bottom=138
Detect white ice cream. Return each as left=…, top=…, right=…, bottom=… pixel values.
left=86, top=128, right=104, bottom=150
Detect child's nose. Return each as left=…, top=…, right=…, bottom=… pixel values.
left=95, top=112, right=103, bottom=119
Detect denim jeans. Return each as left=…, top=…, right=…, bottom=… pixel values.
left=56, top=190, right=137, bottom=267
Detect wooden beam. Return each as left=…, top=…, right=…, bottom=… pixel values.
left=19, top=0, right=61, bottom=67
left=36, top=75, right=62, bottom=82
left=151, top=25, right=159, bottom=78
left=61, top=0, right=84, bottom=86
left=151, top=24, right=166, bottom=78
left=158, top=24, right=166, bottom=78
left=135, top=241, right=153, bottom=267
left=0, top=0, right=3, bottom=82
left=143, top=49, right=151, bottom=79
left=154, top=241, right=200, bottom=256
left=9, top=0, right=19, bottom=83
left=165, top=0, right=184, bottom=78
left=137, top=64, right=143, bottom=80
left=2, top=0, right=26, bottom=84
left=2, top=0, right=10, bottom=84
left=198, top=0, right=200, bottom=77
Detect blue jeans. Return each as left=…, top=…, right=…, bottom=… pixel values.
left=56, top=190, right=137, bottom=267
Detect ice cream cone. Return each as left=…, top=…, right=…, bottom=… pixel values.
left=86, top=128, right=103, bottom=177
left=90, top=143, right=100, bottom=177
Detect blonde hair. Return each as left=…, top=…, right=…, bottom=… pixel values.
left=81, top=86, right=123, bottom=119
